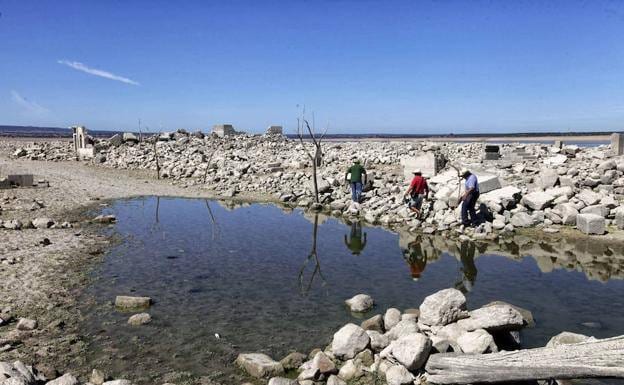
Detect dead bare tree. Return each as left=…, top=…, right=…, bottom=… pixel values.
left=153, top=135, right=161, bottom=180
left=296, top=108, right=329, bottom=203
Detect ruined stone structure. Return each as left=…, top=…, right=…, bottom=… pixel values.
left=611, top=133, right=624, bottom=156
left=71, top=125, right=95, bottom=159
left=483, top=145, right=500, bottom=160
left=265, top=126, right=283, bottom=135
left=212, top=124, right=238, bottom=137
left=400, top=152, right=447, bottom=181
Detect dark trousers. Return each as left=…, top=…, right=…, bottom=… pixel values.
left=461, top=191, right=480, bottom=226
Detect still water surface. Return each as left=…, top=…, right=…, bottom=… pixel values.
left=81, top=197, right=624, bottom=383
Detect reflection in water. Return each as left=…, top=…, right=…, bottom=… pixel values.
left=402, top=236, right=429, bottom=280
left=298, top=214, right=326, bottom=295
left=455, top=241, right=478, bottom=293
left=344, top=221, right=367, bottom=255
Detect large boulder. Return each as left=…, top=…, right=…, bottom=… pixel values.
left=418, top=288, right=467, bottom=326
left=576, top=213, right=605, bottom=235
left=386, top=319, right=419, bottom=341
left=522, top=192, right=555, bottom=210
left=553, top=203, right=579, bottom=225
left=576, top=189, right=602, bottom=206
left=235, top=353, right=284, bottom=378
left=383, top=308, right=401, bottom=331
left=32, top=217, right=54, bottom=229
left=537, top=168, right=559, bottom=189
left=385, top=365, right=415, bottom=385
left=457, top=304, right=524, bottom=331
left=345, top=294, right=374, bottom=312
left=331, top=323, right=370, bottom=360
left=510, top=212, right=534, bottom=227
left=546, top=331, right=596, bottom=347
left=385, top=333, right=431, bottom=371
left=46, top=374, right=79, bottom=385
left=457, top=329, right=498, bottom=354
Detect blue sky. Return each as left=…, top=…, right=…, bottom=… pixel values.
left=1, top=0, right=623, bottom=134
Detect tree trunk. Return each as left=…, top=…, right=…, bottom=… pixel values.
left=425, top=335, right=624, bottom=384
left=312, top=159, right=319, bottom=203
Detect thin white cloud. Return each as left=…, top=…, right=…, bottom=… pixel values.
left=58, top=59, right=140, bottom=86
left=11, top=90, right=49, bottom=114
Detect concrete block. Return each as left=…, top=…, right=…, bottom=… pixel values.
left=576, top=213, right=606, bottom=235
left=522, top=191, right=555, bottom=210
left=77, top=147, right=95, bottom=160
left=401, top=153, right=443, bottom=181
left=212, top=124, right=237, bottom=137
left=580, top=204, right=609, bottom=218
left=8, top=174, right=33, bottom=187
left=476, top=174, right=502, bottom=194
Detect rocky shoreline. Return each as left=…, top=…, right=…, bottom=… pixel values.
left=234, top=290, right=617, bottom=385
left=4, top=132, right=624, bottom=241
left=1, top=137, right=624, bottom=384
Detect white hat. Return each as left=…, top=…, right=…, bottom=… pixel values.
left=413, top=169, right=422, bottom=174
left=460, top=168, right=470, bottom=176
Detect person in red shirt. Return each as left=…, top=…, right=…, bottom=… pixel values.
left=404, top=169, right=429, bottom=216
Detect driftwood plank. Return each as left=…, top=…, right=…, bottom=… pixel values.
left=425, top=335, right=624, bottom=384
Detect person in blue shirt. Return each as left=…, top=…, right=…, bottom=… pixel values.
left=460, top=168, right=480, bottom=227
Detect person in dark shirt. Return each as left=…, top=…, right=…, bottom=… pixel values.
left=404, top=169, right=429, bottom=217
left=345, top=160, right=366, bottom=202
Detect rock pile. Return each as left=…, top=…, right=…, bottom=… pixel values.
left=4, top=135, right=624, bottom=238
left=236, top=288, right=533, bottom=385
left=0, top=360, right=133, bottom=385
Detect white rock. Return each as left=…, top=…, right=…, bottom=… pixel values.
left=576, top=213, right=606, bottom=235
left=383, top=308, right=401, bottom=331
left=418, top=288, right=467, bottom=326
left=235, top=353, right=284, bottom=378
left=331, top=323, right=370, bottom=360
left=457, top=304, right=524, bottom=331
left=387, top=333, right=431, bottom=371
left=457, top=329, right=497, bottom=354
left=385, top=365, right=414, bottom=385
left=345, top=294, right=374, bottom=312
left=46, top=374, right=79, bottom=385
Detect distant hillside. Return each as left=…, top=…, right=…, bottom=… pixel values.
left=0, top=125, right=128, bottom=138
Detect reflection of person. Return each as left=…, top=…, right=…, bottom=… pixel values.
left=403, top=237, right=428, bottom=280
left=345, top=160, right=366, bottom=203
left=344, top=222, right=367, bottom=255
left=460, top=168, right=480, bottom=227
left=404, top=169, right=429, bottom=217
left=456, top=240, right=478, bottom=293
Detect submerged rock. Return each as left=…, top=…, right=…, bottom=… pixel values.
left=235, top=353, right=284, bottom=378
left=279, top=352, right=306, bottom=371
left=345, top=294, right=374, bottom=313
left=115, top=296, right=152, bottom=310
left=127, top=313, right=152, bottom=326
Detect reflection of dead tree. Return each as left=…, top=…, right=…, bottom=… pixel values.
left=204, top=199, right=220, bottom=240
left=298, top=214, right=327, bottom=295
left=296, top=108, right=329, bottom=203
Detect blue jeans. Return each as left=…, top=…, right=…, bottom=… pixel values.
left=351, top=182, right=362, bottom=202
left=461, top=191, right=480, bottom=226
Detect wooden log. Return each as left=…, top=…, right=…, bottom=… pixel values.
left=425, top=335, right=624, bottom=384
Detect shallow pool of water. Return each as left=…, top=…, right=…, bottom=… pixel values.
left=80, top=197, right=624, bottom=384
